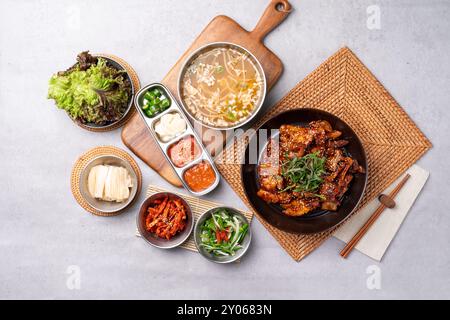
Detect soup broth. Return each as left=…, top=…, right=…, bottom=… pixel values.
left=181, top=47, right=263, bottom=128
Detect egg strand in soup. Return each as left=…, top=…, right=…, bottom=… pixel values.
left=181, top=47, right=263, bottom=128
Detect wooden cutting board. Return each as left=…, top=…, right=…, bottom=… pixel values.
left=121, top=0, right=293, bottom=187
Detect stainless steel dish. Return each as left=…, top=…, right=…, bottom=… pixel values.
left=194, top=207, right=252, bottom=264
left=136, top=192, right=194, bottom=249
left=134, top=83, right=220, bottom=196
left=177, top=42, right=267, bottom=130
left=79, top=155, right=139, bottom=213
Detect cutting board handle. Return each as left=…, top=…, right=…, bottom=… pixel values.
left=250, top=0, right=292, bottom=42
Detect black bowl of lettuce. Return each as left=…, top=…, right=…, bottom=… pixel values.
left=48, top=51, right=134, bottom=129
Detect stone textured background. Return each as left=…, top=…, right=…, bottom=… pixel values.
left=0, top=0, right=449, bottom=299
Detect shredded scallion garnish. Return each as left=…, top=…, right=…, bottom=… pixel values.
left=280, top=152, right=326, bottom=194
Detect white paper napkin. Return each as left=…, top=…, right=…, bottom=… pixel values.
left=333, top=164, right=429, bottom=261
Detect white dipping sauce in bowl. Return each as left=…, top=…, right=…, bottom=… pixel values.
left=154, top=112, right=187, bottom=142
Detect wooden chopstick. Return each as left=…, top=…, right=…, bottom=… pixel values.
left=339, top=173, right=411, bottom=259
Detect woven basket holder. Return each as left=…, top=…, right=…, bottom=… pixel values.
left=215, top=47, right=432, bottom=261
left=71, top=146, right=142, bottom=216
left=74, top=54, right=141, bottom=132
left=137, top=185, right=253, bottom=253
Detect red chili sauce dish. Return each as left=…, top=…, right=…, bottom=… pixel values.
left=183, top=161, right=216, bottom=192
left=168, top=135, right=201, bottom=168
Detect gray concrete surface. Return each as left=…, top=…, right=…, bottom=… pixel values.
left=1, top=0, right=449, bottom=299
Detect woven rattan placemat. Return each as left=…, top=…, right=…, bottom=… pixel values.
left=71, top=146, right=142, bottom=216
left=74, top=54, right=141, bottom=132
left=136, top=185, right=253, bottom=252
left=215, top=47, right=432, bottom=261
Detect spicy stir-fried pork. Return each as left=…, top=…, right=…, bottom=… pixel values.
left=257, top=120, right=364, bottom=217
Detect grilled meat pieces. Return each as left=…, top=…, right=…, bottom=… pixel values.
left=279, top=124, right=314, bottom=160
left=257, top=120, right=364, bottom=217
left=281, top=199, right=321, bottom=217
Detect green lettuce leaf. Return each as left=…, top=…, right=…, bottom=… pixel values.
left=48, top=52, right=131, bottom=125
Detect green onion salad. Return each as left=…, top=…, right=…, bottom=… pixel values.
left=199, top=208, right=249, bottom=256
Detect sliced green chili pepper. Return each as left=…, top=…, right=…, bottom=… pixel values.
left=160, top=99, right=171, bottom=108
left=144, top=91, right=155, bottom=101
left=152, top=88, right=162, bottom=97
left=141, top=87, right=171, bottom=118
